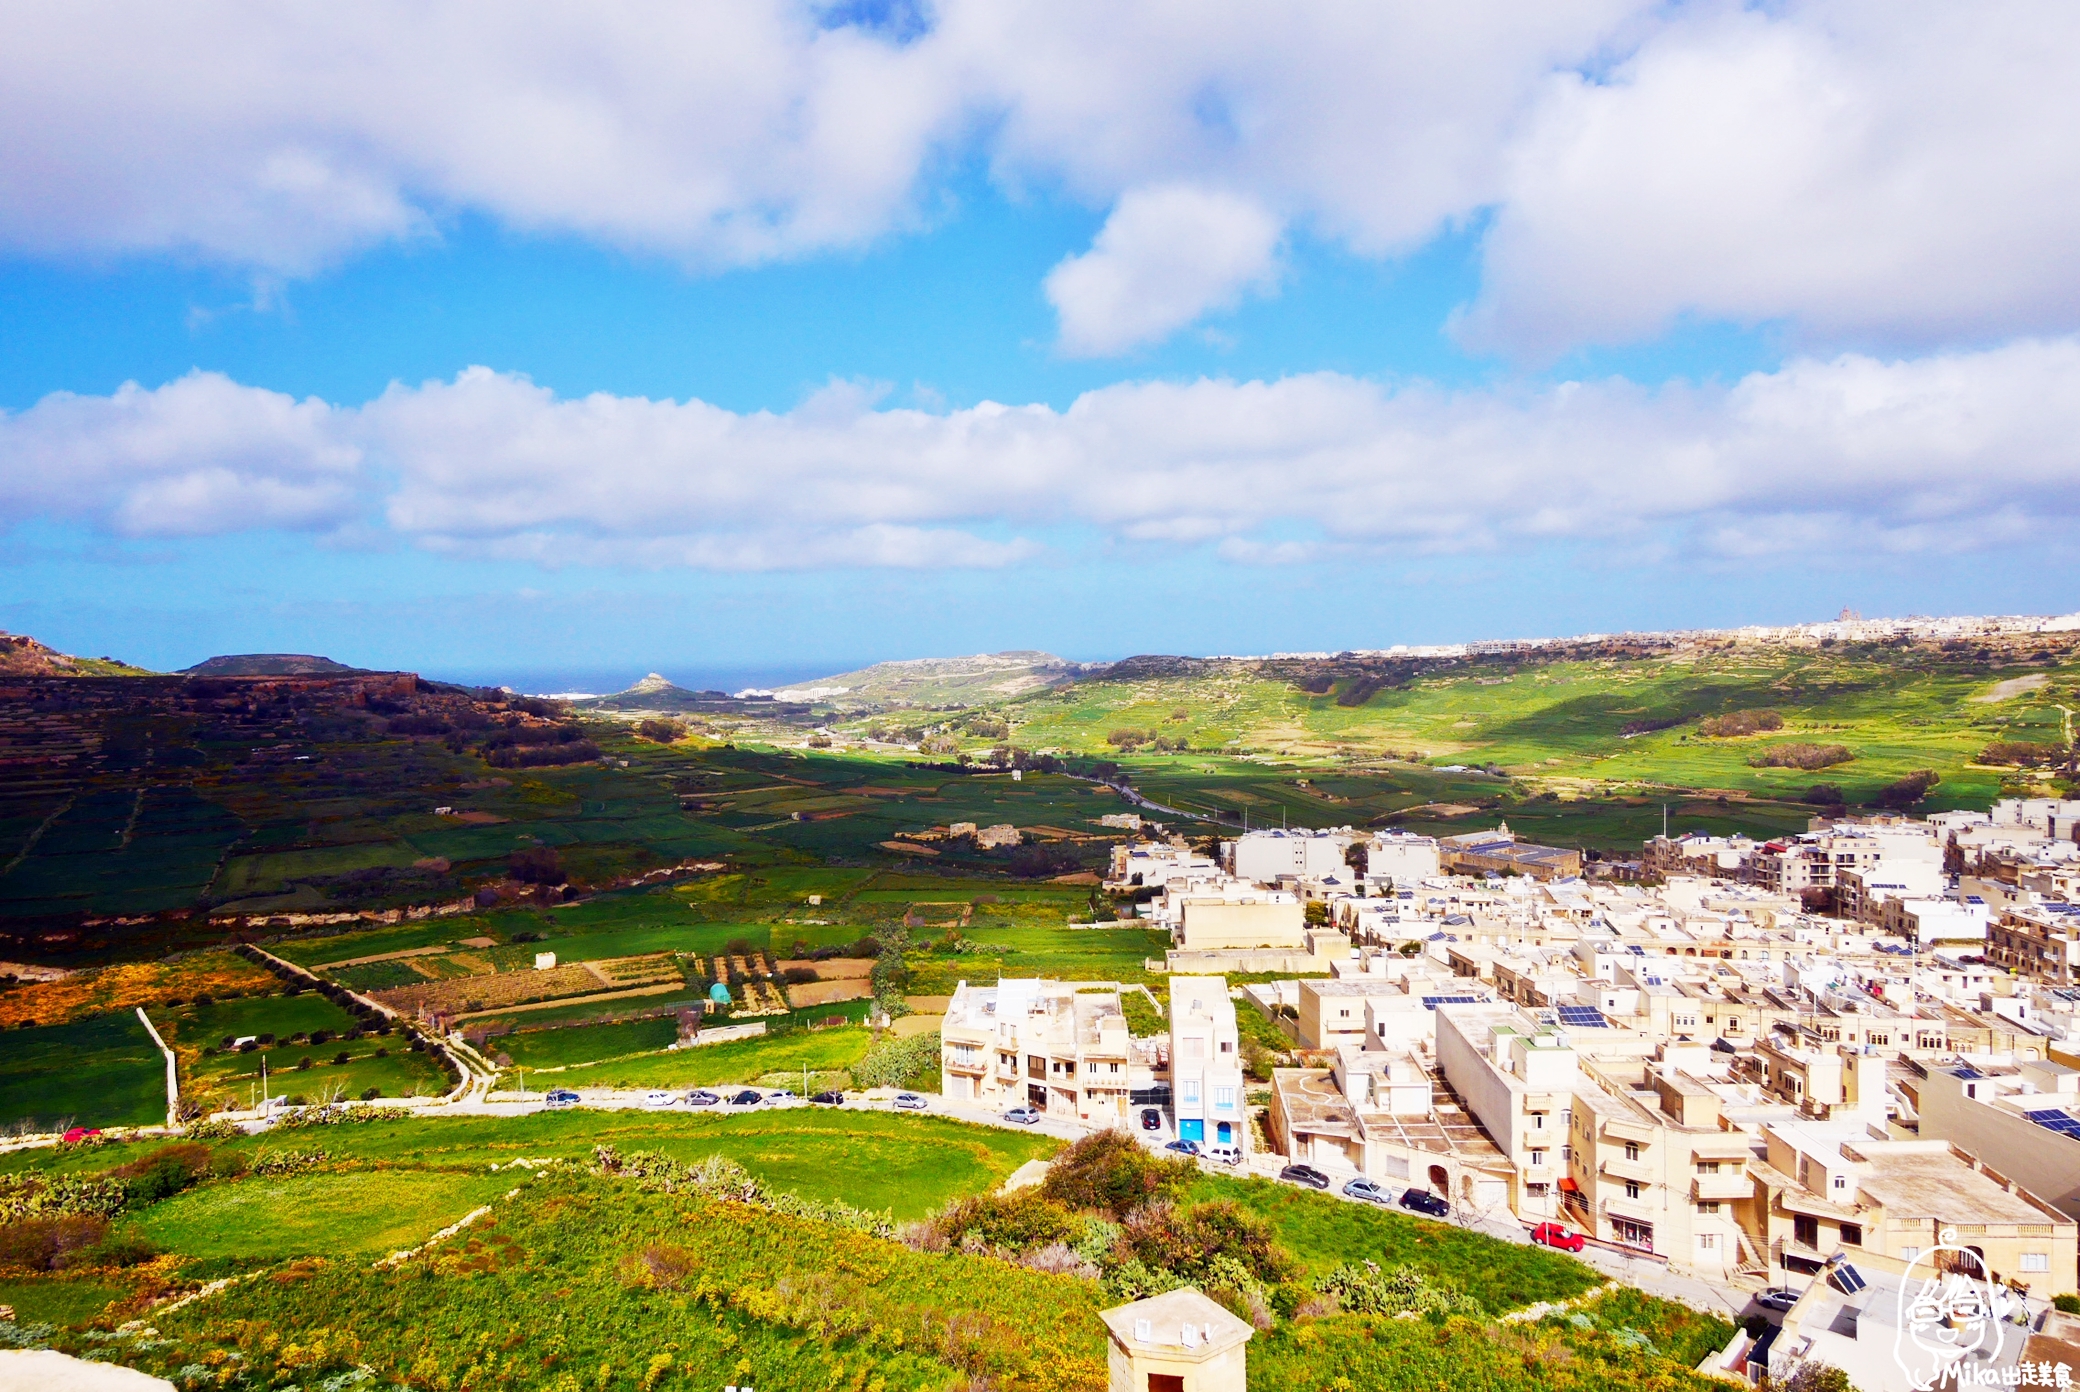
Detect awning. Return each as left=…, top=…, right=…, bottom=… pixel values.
left=1558, top=1177, right=1579, bottom=1192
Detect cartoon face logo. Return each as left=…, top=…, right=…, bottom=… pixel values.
left=1896, top=1230, right=2015, bottom=1390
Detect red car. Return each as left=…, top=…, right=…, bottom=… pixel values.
left=1530, top=1221, right=1586, bottom=1252
left=61, top=1127, right=103, bottom=1144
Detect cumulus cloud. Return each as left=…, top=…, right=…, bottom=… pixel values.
left=7, top=343, right=2080, bottom=566
left=8, top=2, right=2078, bottom=352
left=1458, top=0, right=2080, bottom=355
left=1045, top=186, right=1282, bottom=355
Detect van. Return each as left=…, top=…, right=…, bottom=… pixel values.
left=1202, top=1143, right=1243, bottom=1166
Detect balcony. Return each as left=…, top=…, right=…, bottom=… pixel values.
left=1692, top=1172, right=1751, bottom=1202
left=945, top=1054, right=986, bottom=1076
left=1599, top=1156, right=1656, bottom=1186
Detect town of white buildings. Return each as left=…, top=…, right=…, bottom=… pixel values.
left=943, top=797, right=2080, bottom=1379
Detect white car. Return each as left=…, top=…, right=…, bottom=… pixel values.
left=765, top=1089, right=798, bottom=1104
left=641, top=1090, right=675, bottom=1109
left=894, top=1092, right=928, bottom=1111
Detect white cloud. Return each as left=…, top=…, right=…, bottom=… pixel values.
left=8, top=342, right=2080, bottom=567
left=0, top=373, right=360, bottom=536
left=1045, top=186, right=1281, bottom=356
left=10, top=2, right=2078, bottom=353
left=1458, top=0, right=2080, bottom=355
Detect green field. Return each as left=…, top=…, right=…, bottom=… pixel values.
left=128, top=1170, right=513, bottom=1258
left=0, top=1010, right=165, bottom=1130
left=0, top=1274, right=128, bottom=1325
left=518, top=1024, right=875, bottom=1091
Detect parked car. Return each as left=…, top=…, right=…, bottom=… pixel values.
left=1139, top=1108, right=1163, bottom=1131
left=894, top=1092, right=928, bottom=1111
left=1756, top=1287, right=1803, bottom=1313
left=684, top=1089, right=720, bottom=1107
left=1279, top=1164, right=1331, bottom=1190
left=1398, top=1188, right=1450, bottom=1217
left=1202, top=1143, right=1244, bottom=1166
left=1164, top=1139, right=1201, bottom=1157
left=1342, top=1177, right=1389, bottom=1204
left=1529, top=1222, right=1585, bottom=1252
left=1004, top=1105, right=1042, bottom=1125
left=642, top=1090, right=675, bottom=1109
left=61, top=1127, right=103, bottom=1143
left=765, top=1089, right=798, bottom=1104
left=543, top=1088, right=580, bottom=1110
left=728, top=1090, right=763, bottom=1106
left=810, top=1090, right=845, bottom=1105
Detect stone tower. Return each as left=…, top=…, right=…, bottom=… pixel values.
left=1098, top=1287, right=1255, bottom=1392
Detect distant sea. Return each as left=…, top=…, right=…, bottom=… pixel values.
left=425, top=663, right=864, bottom=698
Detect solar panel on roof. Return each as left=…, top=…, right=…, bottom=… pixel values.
left=1421, top=995, right=1481, bottom=1010
left=1953, top=1065, right=1985, bottom=1080
left=1556, top=1005, right=1611, bottom=1028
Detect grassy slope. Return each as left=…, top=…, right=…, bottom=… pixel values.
left=129, top=1170, right=514, bottom=1258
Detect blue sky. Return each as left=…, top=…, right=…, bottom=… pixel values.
left=3, top=3, right=2078, bottom=685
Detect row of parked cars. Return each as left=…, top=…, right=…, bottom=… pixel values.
left=1271, top=1164, right=1591, bottom=1251
left=542, top=1087, right=932, bottom=1111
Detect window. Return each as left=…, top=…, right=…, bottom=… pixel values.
left=1220, top=1040, right=1233, bottom=1053
left=1339, top=1008, right=1351, bottom=1018
left=1624, top=1142, right=1641, bottom=1161
left=1109, top=1061, right=1121, bottom=1074
left=1697, top=1233, right=1719, bottom=1252
left=1794, top=1215, right=1819, bottom=1247
left=1150, top=1376, right=1185, bottom=1392
left=1530, top=1112, right=1546, bottom=1130
left=1184, top=1037, right=1205, bottom=1060
left=1902, top=1246, right=1921, bottom=1262
left=1840, top=1224, right=1862, bottom=1246
left=1698, top=1202, right=1721, bottom=1215
left=1214, top=1086, right=1235, bottom=1110
left=1529, top=1149, right=1546, bottom=1166
left=1527, top=1183, right=1549, bottom=1197
left=2022, top=1253, right=2050, bottom=1273
left=1625, top=1181, right=1642, bottom=1199
left=1698, top=1162, right=1721, bottom=1174
left=1182, top=1081, right=1201, bottom=1104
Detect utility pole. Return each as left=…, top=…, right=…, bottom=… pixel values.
left=1662, top=803, right=1669, bottom=839
left=261, top=1055, right=269, bottom=1111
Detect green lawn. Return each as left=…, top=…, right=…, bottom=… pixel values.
left=128, top=1170, right=513, bottom=1258
left=491, top=1015, right=679, bottom=1068
left=0, top=1275, right=129, bottom=1325
left=0, top=1010, right=165, bottom=1130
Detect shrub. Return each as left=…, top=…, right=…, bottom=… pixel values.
left=926, top=1190, right=1080, bottom=1254
left=333, top=1051, right=352, bottom=1065
left=1981, top=740, right=2068, bottom=767
left=509, top=845, right=566, bottom=885
left=1116, top=1199, right=1296, bottom=1289
left=1040, top=1131, right=1193, bottom=1220
left=0, top=1215, right=109, bottom=1270
left=1316, top=1261, right=1482, bottom=1317
left=1699, top=709, right=1784, bottom=737
left=2055, top=1293, right=2080, bottom=1315
left=1747, top=743, right=1854, bottom=770
left=1803, top=783, right=1846, bottom=805
left=853, top=1031, right=941, bottom=1091
left=1877, top=769, right=1940, bottom=808
left=636, top=718, right=686, bottom=743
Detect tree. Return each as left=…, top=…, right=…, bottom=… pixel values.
left=509, top=845, right=566, bottom=885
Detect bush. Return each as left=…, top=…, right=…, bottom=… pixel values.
left=1803, top=783, right=1846, bottom=805
left=853, top=1031, right=941, bottom=1091
left=0, top=1214, right=109, bottom=1270
left=926, top=1190, right=1080, bottom=1253
left=1877, top=769, right=1940, bottom=808
left=1699, top=709, right=1784, bottom=737
left=1116, top=1199, right=1296, bottom=1289
left=1041, top=1131, right=1193, bottom=1220
left=2055, top=1293, right=2080, bottom=1315
left=1747, top=743, right=1854, bottom=770
left=1981, top=740, right=2068, bottom=767
left=509, top=845, right=567, bottom=885
left=636, top=718, right=686, bottom=743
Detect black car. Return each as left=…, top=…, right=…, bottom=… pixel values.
left=811, top=1090, right=846, bottom=1105
left=728, top=1089, right=763, bottom=1106
left=1278, top=1164, right=1332, bottom=1190
left=1140, top=1108, right=1163, bottom=1131
left=1398, top=1188, right=1450, bottom=1217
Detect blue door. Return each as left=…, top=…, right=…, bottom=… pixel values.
left=1179, top=1118, right=1204, bottom=1142
left=1215, top=1122, right=1232, bottom=1143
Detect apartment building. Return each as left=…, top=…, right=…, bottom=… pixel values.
left=1229, top=827, right=1356, bottom=883
left=1988, top=903, right=2080, bottom=983
left=1434, top=1007, right=1578, bottom=1221
left=1917, top=1059, right=2080, bottom=1224
left=1565, top=1057, right=1762, bottom=1278
left=940, top=978, right=1143, bottom=1124
left=1169, top=976, right=1246, bottom=1152
left=1365, top=830, right=1441, bottom=884
left=1749, top=1125, right=2077, bottom=1299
